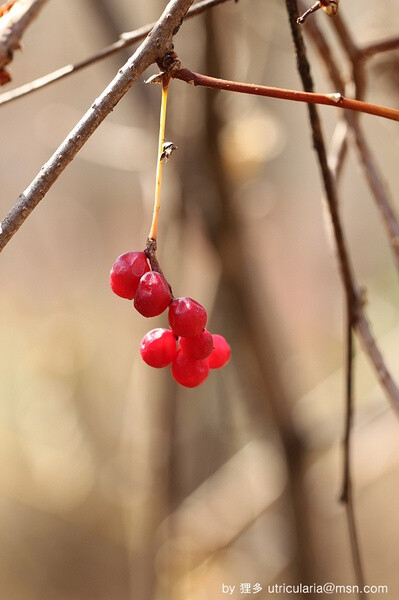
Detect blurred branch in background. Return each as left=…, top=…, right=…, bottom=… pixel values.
left=196, top=5, right=316, bottom=587
left=2, top=1, right=399, bottom=599
left=0, top=0, right=196, bottom=252
left=287, top=2, right=399, bottom=416
left=86, top=0, right=154, bottom=108
left=285, top=0, right=367, bottom=593
left=0, top=0, right=235, bottom=106
left=328, top=11, right=399, bottom=275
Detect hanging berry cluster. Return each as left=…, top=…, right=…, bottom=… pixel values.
left=109, top=76, right=230, bottom=388
left=109, top=250, right=231, bottom=388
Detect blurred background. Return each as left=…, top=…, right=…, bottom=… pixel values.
left=1, top=1, right=399, bottom=598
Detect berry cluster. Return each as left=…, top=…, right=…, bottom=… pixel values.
left=110, top=251, right=231, bottom=387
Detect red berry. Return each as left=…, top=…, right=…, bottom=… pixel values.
left=180, top=329, right=213, bottom=360
left=110, top=251, right=150, bottom=299
left=207, top=334, right=231, bottom=369
left=140, top=328, right=177, bottom=368
left=171, top=351, right=209, bottom=388
left=168, top=297, right=207, bottom=337
left=134, top=271, right=172, bottom=317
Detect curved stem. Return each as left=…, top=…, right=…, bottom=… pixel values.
left=148, top=79, right=169, bottom=241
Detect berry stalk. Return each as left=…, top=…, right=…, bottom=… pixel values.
left=148, top=78, right=169, bottom=241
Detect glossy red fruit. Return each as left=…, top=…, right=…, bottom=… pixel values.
left=168, top=297, right=207, bottom=337
left=171, top=350, right=209, bottom=388
left=140, top=328, right=177, bottom=368
left=179, top=329, right=213, bottom=360
left=207, top=334, right=231, bottom=369
left=110, top=251, right=150, bottom=299
left=134, top=271, right=172, bottom=317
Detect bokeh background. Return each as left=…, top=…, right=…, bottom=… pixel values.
left=1, top=1, right=399, bottom=598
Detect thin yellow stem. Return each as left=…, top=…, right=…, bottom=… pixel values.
left=148, top=79, right=169, bottom=241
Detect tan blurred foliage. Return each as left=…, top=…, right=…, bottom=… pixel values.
left=1, top=1, right=399, bottom=599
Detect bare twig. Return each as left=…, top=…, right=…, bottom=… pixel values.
left=283, top=3, right=357, bottom=338
left=341, top=311, right=365, bottom=596
left=329, top=16, right=399, bottom=274
left=0, top=0, right=195, bottom=252
left=360, top=35, right=399, bottom=59
left=341, top=314, right=354, bottom=505
left=200, top=8, right=315, bottom=583
left=0, top=0, right=49, bottom=71
left=173, top=61, right=399, bottom=415
left=301, top=21, right=389, bottom=587
left=329, top=13, right=366, bottom=99
left=172, top=68, right=399, bottom=122
left=328, top=119, right=348, bottom=179
left=284, top=1, right=367, bottom=594
left=305, top=14, right=399, bottom=275
left=0, top=0, right=234, bottom=106
left=297, top=1, right=350, bottom=179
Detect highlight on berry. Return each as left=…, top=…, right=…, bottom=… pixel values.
left=109, top=251, right=231, bottom=388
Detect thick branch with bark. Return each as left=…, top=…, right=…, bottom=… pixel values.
left=0, top=0, right=234, bottom=105
left=0, top=0, right=195, bottom=251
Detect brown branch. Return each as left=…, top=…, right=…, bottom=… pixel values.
left=0, top=0, right=196, bottom=252
left=360, top=35, right=399, bottom=59
left=305, top=14, right=399, bottom=275
left=341, top=312, right=366, bottom=597
left=297, top=6, right=350, bottom=180
left=284, top=1, right=368, bottom=595
left=329, top=12, right=366, bottom=99
left=201, top=8, right=315, bottom=583
left=302, top=15, right=399, bottom=407
left=0, top=0, right=49, bottom=76
left=0, top=0, right=235, bottom=106
left=173, top=60, right=399, bottom=415
left=172, top=68, right=399, bottom=122
left=330, top=18, right=399, bottom=275
left=308, top=16, right=399, bottom=537
left=301, top=20, right=387, bottom=570
left=341, top=314, right=354, bottom=506
left=328, top=119, right=348, bottom=179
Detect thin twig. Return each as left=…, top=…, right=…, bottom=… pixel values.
left=173, top=61, right=399, bottom=414
left=297, top=0, right=350, bottom=180
left=305, top=14, right=399, bottom=275
left=0, top=0, right=234, bottom=106
left=328, top=119, right=348, bottom=180
left=341, top=312, right=354, bottom=505
left=172, top=68, right=399, bottom=122
left=168, top=77, right=399, bottom=420
left=329, top=13, right=366, bottom=99
left=0, top=0, right=49, bottom=71
left=341, top=313, right=366, bottom=597
left=284, top=1, right=367, bottom=595
left=0, top=0, right=195, bottom=252
left=360, top=35, right=399, bottom=59
left=201, top=7, right=316, bottom=583
left=302, top=21, right=394, bottom=591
